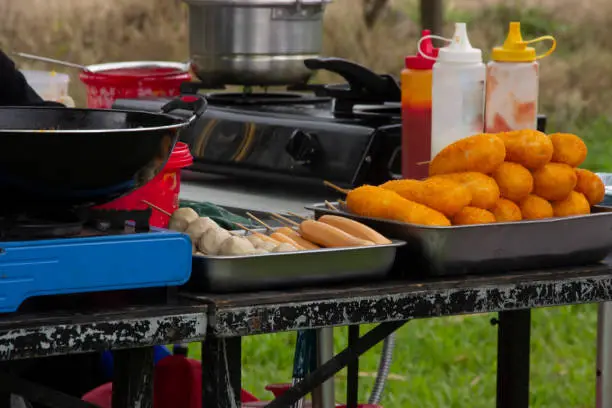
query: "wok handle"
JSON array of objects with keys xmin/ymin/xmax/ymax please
[{"xmin": 160, "ymin": 95, "xmax": 208, "ymax": 124}]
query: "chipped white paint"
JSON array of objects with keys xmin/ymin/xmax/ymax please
[
  {"xmin": 210, "ymin": 273, "xmax": 612, "ymax": 337},
  {"xmin": 0, "ymin": 311, "xmax": 208, "ymax": 360}
]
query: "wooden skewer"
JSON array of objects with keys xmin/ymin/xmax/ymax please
[
  {"xmin": 417, "ymin": 160, "xmax": 431, "ymax": 165},
  {"xmin": 246, "ymin": 212, "xmax": 274, "ymax": 231},
  {"xmin": 268, "ymin": 214, "xmax": 293, "ymax": 228},
  {"xmin": 324, "ymin": 200, "xmax": 339, "ymax": 211},
  {"xmin": 142, "ymin": 200, "xmax": 172, "ymax": 217},
  {"xmin": 287, "ymin": 211, "xmax": 308, "ymax": 221},
  {"xmin": 270, "ymin": 213, "xmax": 301, "ymax": 228},
  {"xmin": 323, "ymin": 180, "xmax": 350, "ymax": 195},
  {"xmin": 234, "ymin": 222, "xmax": 257, "ymax": 233}
]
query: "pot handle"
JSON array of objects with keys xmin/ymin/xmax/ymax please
[{"xmin": 160, "ymin": 95, "xmax": 208, "ymax": 124}]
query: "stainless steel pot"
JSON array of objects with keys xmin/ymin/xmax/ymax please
[{"xmin": 184, "ymin": 0, "xmax": 332, "ymax": 87}]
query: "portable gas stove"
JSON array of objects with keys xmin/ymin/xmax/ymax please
[
  {"xmin": 113, "ymin": 58, "xmax": 403, "ymax": 190},
  {"xmin": 0, "ymin": 208, "xmax": 191, "ymax": 313}
]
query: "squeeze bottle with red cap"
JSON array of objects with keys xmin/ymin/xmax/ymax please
[
  {"xmin": 401, "ymin": 30, "xmax": 438, "ymax": 179},
  {"xmin": 419, "ymin": 23, "xmax": 486, "ymax": 158},
  {"xmin": 485, "ymin": 22, "xmax": 556, "ymax": 132}
]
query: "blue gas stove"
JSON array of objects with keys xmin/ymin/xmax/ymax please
[{"xmin": 0, "ymin": 210, "xmax": 192, "ymax": 313}]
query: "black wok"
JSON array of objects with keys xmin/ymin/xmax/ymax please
[{"xmin": 0, "ymin": 96, "xmax": 206, "ymax": 212}]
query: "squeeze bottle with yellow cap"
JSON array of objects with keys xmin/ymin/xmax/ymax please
[
  {"xmin": 419, "ymin": 23, "xmax": 486, "ymax": 158},
  {"xmin": 484, "ymin": 22, "xmax": 556, "ymax": 132}
]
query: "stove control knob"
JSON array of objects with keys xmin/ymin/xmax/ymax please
[{"xmin": 285, "ymin": 130, "xmax": 321, "ymax": 165}]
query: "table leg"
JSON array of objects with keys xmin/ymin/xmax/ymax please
[
  {"xmin": 596, "ymin": 302, "xmax": 612, "ymax": 408},
  {"xmin": 346, "ymin": 325, "xmax": 360, "ymax": 408},
  {"xmin": 312, "ymin": 328, "xmax": 335, "ymax": 408},
  {"xmin": 112, "ymin": 347, "xmax": 155, "ymax": 408},
  {"xmin": 202, "ymin": 335, "xmax": 242, "ymax": 408},
  {"xmin": 496, "ymin": 310, "xmax": 531, "ymax": 408}
]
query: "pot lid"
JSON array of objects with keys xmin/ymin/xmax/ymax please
[{"xmin": 183, "ymin": 0, "xmax": 331, "ymax": 6}]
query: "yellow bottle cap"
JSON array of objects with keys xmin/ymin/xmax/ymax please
[{"xmin": 491, "ymin": 22, "xmax": 557, "ymax": 62}]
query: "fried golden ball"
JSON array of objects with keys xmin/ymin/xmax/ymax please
[
  {"xmin": 498, "ymin": 129, "xmax": 553, "ymax": 170},
  {"xmin": 432, "ymin": 172, "xmax": 500, "ymax": 210},
  {"xmin": 380, "ymin": 178, "xmax": 472, "ymax": 217},
  {"xmin": 492, "ymin": 162, "xmax": 534, "ymax": 202},
  {"xmin": 452, "ymin": 206, "xmax": 496, "ymax": 225},
  {"xmin": 575, "ymin": 168, "xmax": 605, "ymax": 206},
  {"xmin": 347, "ymin": 185, "xmax": 451, "ymax": 226},
  {"xmin": 429, "ymin": 134, "xmax": 506, "ymax": 176},
  {"xmin": 552, "ymin": 191, "xmax": 591, "ymax": 217},
  {"xmin": 532, "ymin": 163, "xmax": 577, "ymax": 201},
  {"xmin": 492, "ymin": 198, "xmax": 522, "ymax": 222},
  {"xmin": 519, "ymin": 194, "xmax": 554, "ymax": 220},
  {"xmin": 550, "ymin": 133, "xmax": 588, "ymax": 167}
]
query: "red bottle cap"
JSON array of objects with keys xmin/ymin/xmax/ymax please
[{"xmin": 405, "ymin": 30, "xmax": 439, "ymax": 70}]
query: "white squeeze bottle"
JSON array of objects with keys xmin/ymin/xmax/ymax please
[
  {"xmin": 419, "ymin": 23, "xmax": 486, "ymax": 158},
  {"xmin": 484, "ymin": 22, "xmax": 556, "ymax": 132}
]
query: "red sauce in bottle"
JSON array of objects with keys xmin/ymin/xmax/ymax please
[{"xmin": 401, "ymin": 30, "xmax": 438, "ymax": 179}]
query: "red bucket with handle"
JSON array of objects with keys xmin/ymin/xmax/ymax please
[
  {"xmin": 95, "ymin": 142, "xmax": 193, "ymax": 228},
  {"xmin": 79, "ymin": 61, "xmax": 191, "ymax": 109}
]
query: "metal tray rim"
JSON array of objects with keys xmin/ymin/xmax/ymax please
[
  {"xmin": 193, "ymin": 239, "xmax": 405, "ymax": 260},
  {"xmin": 306, "ymin": 203, "xmax": 612, "ymax": 229}
]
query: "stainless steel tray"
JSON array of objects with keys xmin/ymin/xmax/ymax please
[
  {"xmin": 189, "ymin": 230, "xmax": 405, "ymax": 292},
  {"xmin": 307, "ymin": 203, "xmax": 612, "ymax": 276}
]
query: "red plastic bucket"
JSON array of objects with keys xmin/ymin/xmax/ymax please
[
  {"xmin": 95, "ymin": 142, "xmax": 193, "ymax": 228},
  {"xmin": 79, "ymin": 61, "xmax": 192, "ymax": 109}
]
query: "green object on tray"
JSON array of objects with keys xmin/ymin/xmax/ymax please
[{"xmin": 179, "ymin": 200, "xmax": 257, "ymax": 230}]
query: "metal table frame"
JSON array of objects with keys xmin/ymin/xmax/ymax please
[
  {"xmin": 187, "ymin": 263, "xmax": 612, "ymax": 408},
  {"xmin": 0, "ymin": 304, "xmax": 208, "ymax": 408}
]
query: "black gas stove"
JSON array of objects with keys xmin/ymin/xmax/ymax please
[{"xmin": 113, "ymin": 58, "xmax": 403, "ymax": 189}]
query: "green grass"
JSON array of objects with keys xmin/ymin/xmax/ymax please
[{"xmin": 187, "ymin": 304, "xmax": 598, "ymax": 407}]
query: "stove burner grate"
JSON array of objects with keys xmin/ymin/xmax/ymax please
[
  {"xmin": 205, "ymin": 92, "xmax": 332, "ymax": 106},
  {"xmin": 0, "ymin": 212, "xmax": 83, "ymax": 240},
  {"xmin": 0, "ymin": 209, "xmax": 153, "ymax": 241}
]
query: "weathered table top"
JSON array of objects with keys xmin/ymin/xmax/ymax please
[
  {"xmin": 184, "ymin": 263, "xmax": 612, "ymax": 337},
  {"xmin": 0, "ymin": 304, "xmax": 208, "ymax": 360}
]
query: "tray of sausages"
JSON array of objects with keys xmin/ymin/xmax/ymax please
[
  {"xmin": 167, "ymin": 207, "xmax": 404, "ymax": 292},
  {"xmin": 308, "ymin": 131, "xmax": 612, "ymax": 276}
]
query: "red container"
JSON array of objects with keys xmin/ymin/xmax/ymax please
[
  {"xmin": 95, "ymin": 142, "xmax": 193, "ymax": 228},
  {"xmin": 79, "ymin": 61, "xmax": 192, "ymax": 109}
]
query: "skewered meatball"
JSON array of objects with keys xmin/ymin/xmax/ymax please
[
  {"xmin": 246, "ymin": 235, "xmax": 278, "ymax": 251},
  {"xmin": 246, "ymin": 235, "xmax": 264, "ymax": 247},
  {"xmin": 199, "ymin": 227, "xmax": 231, "ymax": 255},
  {"xmin": 168, "ymin": 207, "xmax": 199, "ymax": 232},
  {"xmin": 185, "ymin": 217, "xmax": 218, "ymax": 245},
  {"xmin": 218, "ymin": 236, "xmax": 256, "ymax": 256},
  {"xmin": 272, "ymin": 243, "xmax": 298, "ymax": 252}
]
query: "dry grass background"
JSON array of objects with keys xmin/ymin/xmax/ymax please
[{"xmin": 2, "ymin": 0, "xmax": 612, "ymax": 165}]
